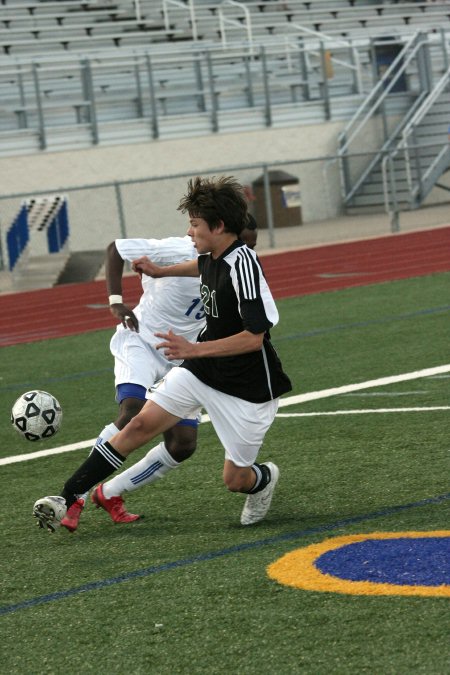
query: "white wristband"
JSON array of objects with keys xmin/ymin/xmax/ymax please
[{"xmin": 108, "ymin": 294, "xmax": 123, "ymax": 305}]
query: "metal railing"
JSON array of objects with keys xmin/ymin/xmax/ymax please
[
  {"xmin": 162, "ymin": 0, "xmax": 198, "ymax": 41},
  {"xmin": 336, "ymin": 31, "xmax": 427, "ymax": 202},
  {"xmin": 381, "ymin": 140, "xmax": 450, "ymax": 231},
  {"xmin": 290, "ymin": 21, "xmax": 363, "ymax": 94},
  {"xmin": 0, "ymin": 36, "xmax": 371, "ymax": 154},
  {"xmin": 219, "ymin": 0, "xmax": 253, "ymax": 52},
  {"xmin": 400, "ymin": 65, "xmax": 450, "ymax": 202}
]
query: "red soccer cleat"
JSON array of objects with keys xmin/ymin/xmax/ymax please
[
  {"xmin": 91, "ymin": 484, "xmax": 141, "ymax": 524},
  {"xmin": 61, "ymin": 498, "xmax": 85, "ymax": 532}
]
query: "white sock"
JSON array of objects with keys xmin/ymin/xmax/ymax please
[
  {"xmin": 96, "ymin": 422, "xmax": 120, "ymax": 445},
  {"xmin": 76, "ymin": 423, "xmax": 121, "ymax": 504},
  {"xmin": 103, "ymin": 442, "xmax": 180, "ymax": 498}
]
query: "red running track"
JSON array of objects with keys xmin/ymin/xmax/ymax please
[{"xmin": 1, "ymin": 226, "xmax": 449, "ymax": 347}]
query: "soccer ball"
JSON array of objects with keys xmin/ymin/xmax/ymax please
[{"xmin": 11, "ymin": 390, "xmax": 62, "ymax": 441}]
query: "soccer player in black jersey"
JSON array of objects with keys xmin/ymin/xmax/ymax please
[{"xmin": 33, "ymin": 177, "xmax": 292, "ymax": 531}]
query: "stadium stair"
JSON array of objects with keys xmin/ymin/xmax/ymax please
[{"xmin": 55, "ymin": 250, "xmax": 105, "ymax": 285}]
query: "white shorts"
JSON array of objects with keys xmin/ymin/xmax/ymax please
[
  {"xmin": 149, "ymin": 367, "xmax": 279, "ymax": 467},
  {"xmin": 110, "ymin": 328, "xmax": 171, "ymax": 390}
]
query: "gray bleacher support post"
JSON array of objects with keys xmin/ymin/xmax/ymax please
[
  {"xmin": 348, "ymin": 41, "xmax": 358, "ymax": 94},
  {"xmin": 381, "ymin": 98, "xmax": 388, "ymax": 142},
  {"xmin": 80, "ymin": 59, "xmax": 89, "ymax": 121},
  {"xmin": 145, "ymin": 53, "xmax": 159, "ymax": 139},
  {"xmin": 205, "ymin": 52, "xmax": 218, "ymax": 133},
  {"xmin": 410, "ymin": 127, "xmax": 423, "ymax": 202},
  {"xmin": 114, "ymin": 183, "xmax": 127, "ymax": 240},
  {"xmin": 134, "ymin": 58, "xmax": 144, "ymax": 117},
  {"xmin": 82, "ymin": 59, "xmax": 99, "ymax": 145},
  {"xmin": 243, "ymin": 55, "xmax": 254, "ymax": 107},
  {"xmin": 298, "ymin": 38, "xmax": 310, "ymax": 101},
  {"xmin": 370, "ymin": 38, "xmax": 378, "ymax": 87},
  {"xmin": 415, "ymin": 34, "xmax": 430, "ymax": 94},
  {"xmin": 370, "ymin": 38, "xmax": 388, "ymax": 142},
  {"xmin": 319, "ymin": 41, "xmax": 331, "ymax": 121},
  {"xmin": 439, "ymin": 28, "xmax": 449, "ymax": 72},
  {"xmin": 262, "ymin": 164, "xmax": 275, "ymax": 249},
  {"xmin": 339, "ymin": 133, "xmax": 351, "ymax": 201},
  {"xmin": 17, "ymin": 65, "xmax": 28, "ymax": 129},
  {"xmin": 387, "ymin": 153, "xmax": 400, "ymax": 233},
  {"xmin": 421, "ymin": 34, "xmax": 433, "ymax": 91},
  {"xmin": 32, "ymin": 63, "xmax": 46, "ymax": 150},
  {"xmin": 260, "ymin": 46, "xmax": 272, "ymax": 127},
  {"xmin": 194, "ymin": 55, "xmax": 206, "ymax": 113}
]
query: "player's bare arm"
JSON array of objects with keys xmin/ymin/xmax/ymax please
[
  {"xmin": 155, "ymin": 329, "xmax": 264, "ymax": 361},
  {"xmin": 132, "ymin": 257, "xmax": 199, "ymax": 278},
  {"xmin": 106, "ymin": 241, "xmax": 139, "ymax": 332}
]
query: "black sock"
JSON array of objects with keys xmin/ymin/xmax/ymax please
[
  {"xmin": 61, "ymin": 441, "xmax": 125, "ymax": 508},
  {"xmin": 247, "ymin": 463, "xmax": 271, "ymax": 494}
]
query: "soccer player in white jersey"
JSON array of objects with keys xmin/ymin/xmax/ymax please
[
  {"xmin": 59, "ymin": 234, "xmax": 204, "ymax": 531},
  {"xmin": 33, "ymin": 178, "xmax": 291, "ymax": 532}
]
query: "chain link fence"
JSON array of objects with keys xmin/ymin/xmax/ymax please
[
  {"xmin": 2, "ymin": 148, "xmax": 448, "ymax": 288},
  {"xmin": 0, "ymin": 155, "xmax": 344, "ymax": 275}
]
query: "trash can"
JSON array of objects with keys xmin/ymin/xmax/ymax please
[
  {"xmin": 252, "ymin": 170, "xmax": 302, "ymax": 229},
  {"xmin": 374, "ymin": 38, "xmax": 407, "ymax": 93}
]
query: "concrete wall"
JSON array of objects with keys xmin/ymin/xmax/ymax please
[
  {"xmin": 2, "ymin": 119, "xmax": 447, "ymax": 257},
  {"xmin": 0, "ymin": 121, "xmax": 347, "ymax": 252}
]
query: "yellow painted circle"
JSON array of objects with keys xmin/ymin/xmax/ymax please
[{"xmin": 267, "ymin": 531, "xmax": 450, "ymax": 597}]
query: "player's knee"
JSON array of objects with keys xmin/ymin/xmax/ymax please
[
  {"xmin": 125, "ymin": 413, "xmax": 150, "ymax": 436},
  {"xmin": 164, "ymin": 427, "xmax": 197, "ymax": 462},
  {"xmin": 166, "ymin": 439, "xmax": 197, "ymax": 462}
]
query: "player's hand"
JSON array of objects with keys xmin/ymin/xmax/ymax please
[
  {"xmin": 110, "ymin": 303, "xmax": 139, "ymax": 332},
  {"xmin": 132, "ymin": 257, "xmax": 164, "ymax": 278},
  {"xmin": 155, "ymin": 330, "xmax": 195, "ymax": 360}
]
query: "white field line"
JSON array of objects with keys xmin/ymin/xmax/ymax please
[
  {"xmin": 277, "ymin": 407, "xmax": 450, "ymax": 417},
  {"xmin": 276, "ymin": 364, "xmax": 450, "ymax": 407},
  {"xmin": 2, "ymin": 363, "xmax": 450, "ymax": 467}
]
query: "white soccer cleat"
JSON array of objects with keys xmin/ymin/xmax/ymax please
[
  {"xmin": 240, "ymin": 462, "xmax": 280, "ymax": 526},
  {"xmin": 33, "ymin": 496, "xmax": 67, "ymax": 533}
]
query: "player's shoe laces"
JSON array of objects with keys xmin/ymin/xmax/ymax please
[
  {"xmin": 91, "ymin": 484, "xmax": 141, "ymax": 523},
  {"xmin": 240, "ymin": 462, "xmax": 280, "ymax": 526},
  {"xmin": 61, "ymin": 498, "xmax": 85, "ymax": 532},
  {"xmin": 33, "ymin": 496, "xmax": 67, "ymax": 533}
]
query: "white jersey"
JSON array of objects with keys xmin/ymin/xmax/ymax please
[{"xmin": 115, "ymin": 236, "xmax": 204, "ymax": 355}]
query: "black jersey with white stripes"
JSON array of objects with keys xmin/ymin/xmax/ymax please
[{"xmin": 181, "ymin": 240, "xmax": 292, "ymax": 403}]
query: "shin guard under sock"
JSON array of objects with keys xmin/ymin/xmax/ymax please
[{"xmin": 62, "ymin": 441, "xmax": 125, "ymax": 507}]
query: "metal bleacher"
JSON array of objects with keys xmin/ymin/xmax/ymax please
[
  {"xmin": 2, "ymin": 0, "xmax": 450, "ymax": 289},
  {"xmin": 0, "ymin": 0, "xmax": 450, "ymax": 157}
]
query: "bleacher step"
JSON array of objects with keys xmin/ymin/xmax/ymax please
[
  {"xmin": 11, "ymin": 251, "xmax": 70, "ymax": 291},
  {"xmin": 56, "ymin": 249, "xmax": 105, "ymax": 284}
]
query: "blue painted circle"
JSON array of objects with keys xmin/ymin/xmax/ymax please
[{"xmin": 316, "ymin": 538, "xmax": 450, "ymax": 586}]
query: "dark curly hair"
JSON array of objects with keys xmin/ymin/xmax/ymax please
[{"xmin": 178, "ymin": 176, "xmax": 249, "ymax": 235}]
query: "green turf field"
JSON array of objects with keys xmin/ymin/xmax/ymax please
[{"xmin": 1, "ymin": 273, "xmax": 449, "ymax": 674}]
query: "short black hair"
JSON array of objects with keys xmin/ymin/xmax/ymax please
[{"xmin": 178, "ymin": 176, "xmax": 248, "ymax": 235}]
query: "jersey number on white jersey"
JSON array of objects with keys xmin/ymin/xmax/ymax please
[{"xmin": 185, "ymin": 297, "xmax": 205, "ymax": 321}]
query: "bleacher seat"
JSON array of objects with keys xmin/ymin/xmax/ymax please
[{"xmin": 1, "ymin": 0, "xmax": 450, "ymax": 155}]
